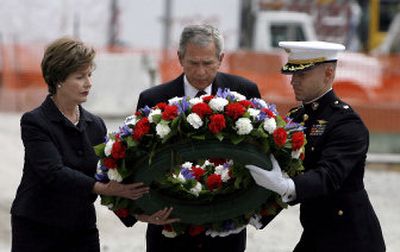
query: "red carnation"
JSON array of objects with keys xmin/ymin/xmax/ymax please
[
  {"xmin": 209, "ymin": 158, "xmax": 226, "ymax": 166},
  {"xmin": 239, "ymin": 100, "xmax": 253, "ymax": 108},
  {"xmin": 114, "ymin": 208, "xmax": 129, "ymax": 218},
  {"xmin": 225, "ymin": 103, "xmax": 246, "ymax": 120},
  {"xmin": 202, "ymin": 95, "xmax": 214, "ymax": 103},
  {"xmin": 273, "ymin": 128, "xmax": 287, "ymax": 148},
  {"xmin": 163, "ymin": 224, "xmax": 174, "ymax": 232},
  {"xmin": 155, "ymin": 102, "xmax": 167, "ymax": 110},
  {"xmin": 262, "ymin": 108, "xmax": 275, "ymax": 118},
  {"xmin": 103, "ymin": 157, "xmax": 117, "ymax": 169},
  {"xmin": 206, "ymin": 174, "xmax": 222, "ymax": 191},
  {"xmin": 208, "ymin": 114, "xmax": 226, "ymax": 134},
  {"xmin": 191, "ymin": 102, "xmax": 212, "ymax": 118},
  {"xmin": 133, "ymin": 117, "xmax": 150, "ymax": 141},
  {"xmin": 162, "ymin": 105, "xmax": 179, "ymax": 120},
  {"xmin": 188, "ymin": 225, "xmax": 205, "ymax": 236},
  {"xmin": 191, "ymin": 167, "xmax": 205, "ymax": 181},
  {"xmin": 291, "ymin": 131, "xmax": 305, "ymax": 150},
  {"xmin": 111, "ymin": 141, "xmax": 126, "ymax": 159}
]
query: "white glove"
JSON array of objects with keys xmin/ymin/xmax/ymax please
[{"xmin": 246, "ymin": 155, "xmax": 296, "ymax": 202}]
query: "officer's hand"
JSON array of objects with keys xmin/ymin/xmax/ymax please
[{"xmin": 246, "ymin": 154, "xmax": 291, "ymax": 196}]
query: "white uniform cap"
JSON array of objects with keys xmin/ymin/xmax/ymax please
[{"xmin": 278, "ymin": 41, "xmax": 345, "ymax": 73}]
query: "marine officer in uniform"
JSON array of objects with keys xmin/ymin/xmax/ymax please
[{"xmin": 246, "ymin": 41, "xmax": 386, "ymax": 252}]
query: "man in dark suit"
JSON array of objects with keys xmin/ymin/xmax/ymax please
[
  {"xmin": 246, "ymin": 41, "xmax": 386, "ymax": 251},
  {"xmin": 129, "ymin": 24, "xmax": 263, "ymax": 252}
]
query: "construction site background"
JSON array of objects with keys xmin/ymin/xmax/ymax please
[{"xmin": 1, "ymin": 0, "xmax": 400, "ymax": 153}]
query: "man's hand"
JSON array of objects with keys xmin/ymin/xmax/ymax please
[
  {"xmin": 93, "ymin": 181, "xmax": 149, "ymax": 200},
  {"xmin": 246, "ymin": 155, "xmax": 295, "ymax": 200},
  {"xmin": 135, "ymin": 207, "xmax": 180, "ymax": 225}
]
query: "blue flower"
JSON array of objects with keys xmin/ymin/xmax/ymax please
[
  {"xmin": 178, "ymin": 98, "xmax": 190, "ymax": 114},
  {"xmin": 140, "ymin": 105, "xmax": 152, "ymax": 117},
  {"xmin": 119, "ymin": 125, "xmax": 132, "ymax": 137},
  {"xmin": 181, "ymin": 168, "xmax": 195, "ymax": 180}
]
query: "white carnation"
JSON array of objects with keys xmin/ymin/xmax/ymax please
[
  {"xmin": 182, "ymin": 162, "xmax": 193, "ymax": 169},
  {"xmin": 235, "ymin": 118, "xmax": 253, "ymax": 135},
  {"xmin": 124, "ymin": 115, "xmax": 137, "ymax": 126},
  {"xmin": 104, "ymin": 139, "xmax": 115, "ymax": 156},
  {"xmin": 215, "ymin": 165, "xmax": 230, "ymax": 182},
  {"xmin": 168, "ymin": 96, "xmax": 183, "ymax": 105},
  {"xmin": 209, "ymin": 97, "xmax": 228, "ymax": 112},
  {"xmin": 247, "ymin": 108, "xmax": 260, "ymax": 119},
  {"xmin": 230, "ymin": 91, "xmax": 246, "ymax": 101},
  {"xmin": 173, "ymin": 173, "xmax": 186, "ymax": 183},
  {"xmin": 187, "ymin": 113, "xmax": 203, "ymax": 129},
  {"xmin": 162, "ymin": 229, "xmax": 178, "ymax": 238},
  {"xmin": 148, "ymin": 108, "xmax": 162, "ymax": 123},
  {"xmin": 248, "ymin": 214, "xmax": 263, "ymax": 229},
  {"xmin": 205, "ymin": 225, "xmax": 246, "ymax": 238},
  {"xmin": 253, "ymin": 98, "xmax": 268, "ymax": 108},
  {"xmin": 291, "ymin": 149, "xmax": 302, "ymax": 159},
  {"xmin": 189, "ymin": 97, "xmax": 203, "ymax": 105},
  {"xmin": 202, "ymin": 160, "xmax": 213, "ymax": 168},
  {"xmin": 189, "ymin": 181, "xmax": 202, "ymax": 197},
  {"xmin": 263, "ymin": 118, "xmax": 277, "ymax": 134},
  {"xmin": 107, "ymin": 168, "xmax": 122, "ymax": 182},
  {"xmin": 156, "ymin": 123, "xmax": 171, "ymax": 139}
]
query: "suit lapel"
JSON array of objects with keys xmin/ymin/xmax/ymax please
[
  {"xmin": 211, "ymin": 72, "xmax": 222, "ymax": 95},
  {"xmin": 174, "ymin": 74, "xmax": 186, "ymax": 97}
]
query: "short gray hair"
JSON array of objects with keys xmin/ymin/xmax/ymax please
[{"xmin": 178, "ymin": 24, "xmax": 224, "ymax": 58}]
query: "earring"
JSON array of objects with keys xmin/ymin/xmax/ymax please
[{"xmin": 57, "ymin": 84, "xmax": 62, "ymax": 88}]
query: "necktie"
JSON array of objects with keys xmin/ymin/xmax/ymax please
[{"xmin": 195, "ymin": 90, "xmax": 207, "ymax": 97}]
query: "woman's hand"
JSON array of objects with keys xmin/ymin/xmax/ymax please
[
  {"xmin": 135, "ymin": 207, "xmax": 180, "ymax": 225},
  {"xmin": 93, "ymin": 181, "xmax": 149, "ymax": 200}
]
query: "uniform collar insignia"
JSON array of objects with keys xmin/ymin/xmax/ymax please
[{"xmin": 311, "ymin": 102, "xmax": 319, "ymax": 111}]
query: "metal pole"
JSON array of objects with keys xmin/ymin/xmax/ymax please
[{"xmin": 162, "ymin": 0, "xmax": 173, "ymax": 57}]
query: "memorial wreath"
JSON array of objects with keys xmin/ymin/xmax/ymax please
[{"xmin": 94, "ymin": 88, "xmax": 306, "ymax": 237}]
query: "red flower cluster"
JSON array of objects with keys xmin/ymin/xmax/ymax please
[
  {"xmin": 225, "ymin": 103, "xmax": 246, "ymax": 120},
  {"xmin": 291, "ymin": 131, "xmax": 305, "ymax": 150},
  {"xmin": 191, "ymin": 167, "xmax": 206, "ymax": 180},
  {"xmin": 206, "ymin": 174, "xmax": 223, "ymax": 191},
  {"xmin": 114, "ymin": 208, "xmax": 129, "ymax": 218},
  {"xmin": 201, "ymin": 95, "xmax": 214, "ymax": 103},
  {"xmin": 208, "ymin": 158, "xmax": 226, "ymax": 166},
  {"xmin": 188, "ymin": 225, "xmax": 206, "ymax": 236},
  {"xmin": 191, "ymin": 102, "xmax": 212, "ymax": 118},
  {"xmin": 239, "ymin": 100, "xmax": 253, "ymax": 108},
  {"xmin": 273, "ymin": 128, "xmax": 288, "ymax": 148},
  {"xmin": 133, "ymin": 117, "xmax": 150, "ymax": 141},
  {"xmin": 155, "ymin": 102, "xmax": 167, "ymax": 110},
  {"xmin": 111, "ymin": 141, "xmax": 126, "ymax": 159},
  {"xmin": 103, "ymin": 157, "xmax": 117, "ymax": 169},
  {"xmin": 208, "ymin": 114, "xmax": 226, "ymax": 134},
  {"xmin": 262, "ymin": 108, "xmax": 276, "ymax": 118},
  {"xmin": 162, "ymin": 105, "xmax": 179, "ymax": 120}
]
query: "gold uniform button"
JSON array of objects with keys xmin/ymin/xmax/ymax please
[
  {"xmin": 303, "ymin": 114, "xmax": 309, "ymax": 121},
  {"xmin": 338, "ymin": 210, "xmax": 344, "ymax": 216}
]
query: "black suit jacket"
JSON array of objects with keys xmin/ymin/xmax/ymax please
[
  {"xmin": 11, "ymin": 95, "xmax": 107, "ymax": 230},
  {"xmin": 131, "ymin": 72, "xmax": 266, "ymax": 252},
  {"xmin": 137, "ymin": 72, "xmax": 261, "ymax": 110},
  {"xmin": 288, "ymin": 91, "xmax": 385, "ymax": 252}
]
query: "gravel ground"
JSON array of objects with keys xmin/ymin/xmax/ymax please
[{"xmin": 1, "ymin": 112, "xmax": 399, "ymax": 251}]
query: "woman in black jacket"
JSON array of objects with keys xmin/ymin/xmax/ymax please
[{"xmin": 10, "ymin": 37, "xmax": 150, "ymax": 252}]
